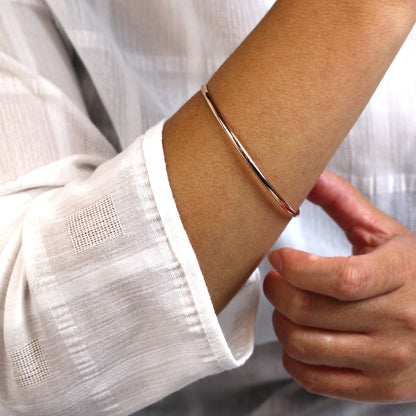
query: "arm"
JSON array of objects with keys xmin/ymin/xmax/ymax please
[
  {"xmin": 0, "ymin": 2, "xmax": 414, "ymax": 413},
  {"xmin": 163, "ymin": 0, "xmax": 416, "ymax": 312}
]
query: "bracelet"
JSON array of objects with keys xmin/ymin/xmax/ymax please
[{"xmin": 200, "ymin": 84, "xmax": 299, "ymax": 217}]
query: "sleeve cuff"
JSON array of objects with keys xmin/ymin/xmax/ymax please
[
  {"xmin": 143, "ymin": 119, "xmax": 260, "ymax": 370},
  {"xmin": 15, "ymin": 119, "xmax": 260, "ymax": 414}
]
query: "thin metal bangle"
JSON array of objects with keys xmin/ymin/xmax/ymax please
[{"xmin": 201, "ymin": 84, "xmax": 299, "ymax": 217}]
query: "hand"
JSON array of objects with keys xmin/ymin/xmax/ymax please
[{"xmin": 264, "ymin": 170, "xmax": 416, "ymax": 402}]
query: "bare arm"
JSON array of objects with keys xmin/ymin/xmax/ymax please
[{"xmin": 163, "ymin": 0, "xmax": 416, "ymax": 313}]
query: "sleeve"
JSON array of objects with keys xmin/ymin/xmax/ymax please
[{"xmin": 0, "ymin": 2, "xmax": 260, "ymax": 415}]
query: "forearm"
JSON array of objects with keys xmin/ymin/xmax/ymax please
[{"xmin": 163, "ymin": 0, "xmax": 416, "ymax": 313}]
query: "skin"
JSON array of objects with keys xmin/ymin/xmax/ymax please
[
  {"xmin": 265, "ymin": 170, "xmax": 416, "ymax": 402},
  {"xmin": 163, "ymin": 0, "xmax": 416, "ymax": 314},
  {"xmin": 163, "ymin": 1, "xmax": 416, "ymax": 402}
]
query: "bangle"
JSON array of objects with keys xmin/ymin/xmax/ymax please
[{"xmin": 200, "ymin": 84, "xmax": 299, "ymax": 217}]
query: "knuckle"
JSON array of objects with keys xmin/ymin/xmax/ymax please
[
  {"xmin": 281, "ymin": 354, "xmax": 322, "ymax": 395},
  {"xmin": 335, "ymin": 259, "xmax": 364, "ymax": 300},
  {"xmin": 398, "ymin": 306, "xmax": 416, "ymax": 332},
  {"xmin": 388, "ymin": 343, "xmax": 413, "ymax": 371},
  {"xmin": 287, "ymin": 292, "xmax": 312, "ymax": 325},
  {"xmin": 299, "ymin": 372, "xmax": 322, "ymax": 395},
  {"xmin": 284, "ymin": 332, "xmax": 308, "ymax": 361}
]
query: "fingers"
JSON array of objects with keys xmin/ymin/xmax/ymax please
[
  {"xmin": 281, "ymin": 351, "xmax": 370, "ymax": 401},
  {"xmin": 307, "ymin": 170, "xmax": 403, "ymax": 240},
  {"xmin": 281, "ymin": 351, "xmax": 408, "ymax": 403},
  {"xmin": 273, "ymin": 311, "xmax": 377, "ymax": 371},
  {"xmin": 268, "ymin": 240, "xmax": 405, "ymax": 301},
  {"xmin": 263, "ymin": 270, "xmax": 378, "ymax": 332},
  {"xmin": 275, "ymin": 312, "xmax": 416, "ymax": 402}
]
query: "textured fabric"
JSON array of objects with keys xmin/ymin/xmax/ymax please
[
  {"xmin": 1, "ymin": 0, "xmax": 416, "ymax": 415},
  {"xmin": 0, "ymin": 1, "xmax": 264, "ymax": 414}
]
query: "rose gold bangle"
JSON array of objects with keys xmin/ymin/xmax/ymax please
[{"xmin": 201, "ymin": 84, "xmax": 299, "ymax": 217}]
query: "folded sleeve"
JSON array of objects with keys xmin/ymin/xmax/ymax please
[
  {"xmin": 0, "ymin": 3, "xmax": 260, "ymax": 415},
  {"xmin": 3, "ymin": 122, "xmax": 259, "ymax": 415}
]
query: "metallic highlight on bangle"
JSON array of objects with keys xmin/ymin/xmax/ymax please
[{"xmin": 201, "ymin": 84, "xmax": 299, "ymax": 217}]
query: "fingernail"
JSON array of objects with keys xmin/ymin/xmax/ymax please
[{"xmin": 268, "ymin": 250, "xmax": 282, "ymax": 273}]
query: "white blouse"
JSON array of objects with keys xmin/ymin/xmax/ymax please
[{"xmin": 0, "ymin": 1, "xmax": 415, "ymax": 415}]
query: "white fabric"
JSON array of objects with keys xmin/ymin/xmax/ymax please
[
  {"xmin": 0, "ymin": 1, "xmax": 264, "ymax": 414},
  {"xmin": 1, "ymin": 0, "xmax": 416, "ymax": 415}
]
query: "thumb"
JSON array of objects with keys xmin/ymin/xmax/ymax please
[{"xmin": 308, "ymin": 170, "xmax": 404, "ymax": 246}]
